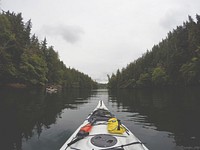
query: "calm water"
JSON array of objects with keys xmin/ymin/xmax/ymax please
[{"xmin": 0, "ymin": 87, "xmax": 200, "ymax": 150}]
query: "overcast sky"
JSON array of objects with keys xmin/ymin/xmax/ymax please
[{"xmin": 1, "ymin": 0, "xmax": 200, "ymax": 83}]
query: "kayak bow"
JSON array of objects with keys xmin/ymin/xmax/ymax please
[{"xmin": 60, "ymin": 100, "xmax": 148, "ymax": 150}]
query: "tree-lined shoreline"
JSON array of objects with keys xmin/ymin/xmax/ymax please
[
  {"xmin": 0, "ymin": 11, "xmax": 97, "ymax": 89},
  {"xmin": 108, "ymin": 15, "xmax": 200, "ymax": 89}
]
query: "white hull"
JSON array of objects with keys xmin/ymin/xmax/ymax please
[{"xmin": 60, "ymin": 100, "xmax": 148, "ymax": 150}]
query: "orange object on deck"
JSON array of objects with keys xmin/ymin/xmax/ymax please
[{"xmin": 80, "ymin": 123, "xmax": 92, "ymax": 132}]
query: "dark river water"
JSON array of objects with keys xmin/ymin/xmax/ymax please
[{"xmin": 0, "ymin": 87, "xmax": 200, "ymax": 150}]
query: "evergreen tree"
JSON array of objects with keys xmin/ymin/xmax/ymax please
[
  {"xmin": 108, "ymin": 15, "xmax": 200, "ymax": 88},
  {"xmin": 0, "ymin": 11, "xmax": 97, "ymax": 88}
]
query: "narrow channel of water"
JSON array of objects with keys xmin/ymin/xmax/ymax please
[{"xmin": 0, "ymin": 88, "xmax": 200, "ymax": 150}]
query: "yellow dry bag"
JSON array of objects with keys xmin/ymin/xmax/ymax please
[{"xmin": 107, "ymin": 118, "xmax": 126, "ymax": 134}]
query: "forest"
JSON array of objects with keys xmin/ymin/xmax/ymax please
[
  {"xmin": 108, "ymin": 15, "xmax": 200, "ymax": 89},
  {"xmin": 0, "ymin": 11, "xmax": 97, "ymax": 89}
]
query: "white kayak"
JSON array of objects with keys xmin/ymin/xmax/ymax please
[{"xmin": 60, "ymin": 100, "xmax": 149, "ymax": 150}]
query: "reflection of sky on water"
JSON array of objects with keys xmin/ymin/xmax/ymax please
[{"xmin": 1, "ymin": 88, "xmax": 200, "ymax": 150}]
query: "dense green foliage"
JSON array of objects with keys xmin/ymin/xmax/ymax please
[
  {"xmin": 0, "ymin": 11, "xmax": 97, "ymax": 88},
  {"xmin": 108, "ymin": 15, "xmax": 200, "ymax": 88}
]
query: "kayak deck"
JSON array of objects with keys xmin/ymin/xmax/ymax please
[{"xmin": 60, "ymin": 100, "xmax": 148, "ymax": 150}]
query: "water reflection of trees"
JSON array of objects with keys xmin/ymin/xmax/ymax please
[
  {"xmin": 108, "ymin": 87, "xmax": 200, "ymax": 148},
  {"xmin": 0, "ymin": 88, "xmax": 93, "ymax": 150}
]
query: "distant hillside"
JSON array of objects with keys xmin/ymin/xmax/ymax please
[
  {"xmin": 98, "ymin": 83, "xmax": 108, "ymax": 89},
  {"xmin": 0, "ymin": 11, "xmax": 97, "ymax": 89},
  {"xmin": 108, "ymin": 15, "xmax": 200, "ymax": 88}
]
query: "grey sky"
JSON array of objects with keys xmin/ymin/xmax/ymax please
[{"xmin": 1, "ymin": 0, "xmax": 200, "ymax": 83}]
